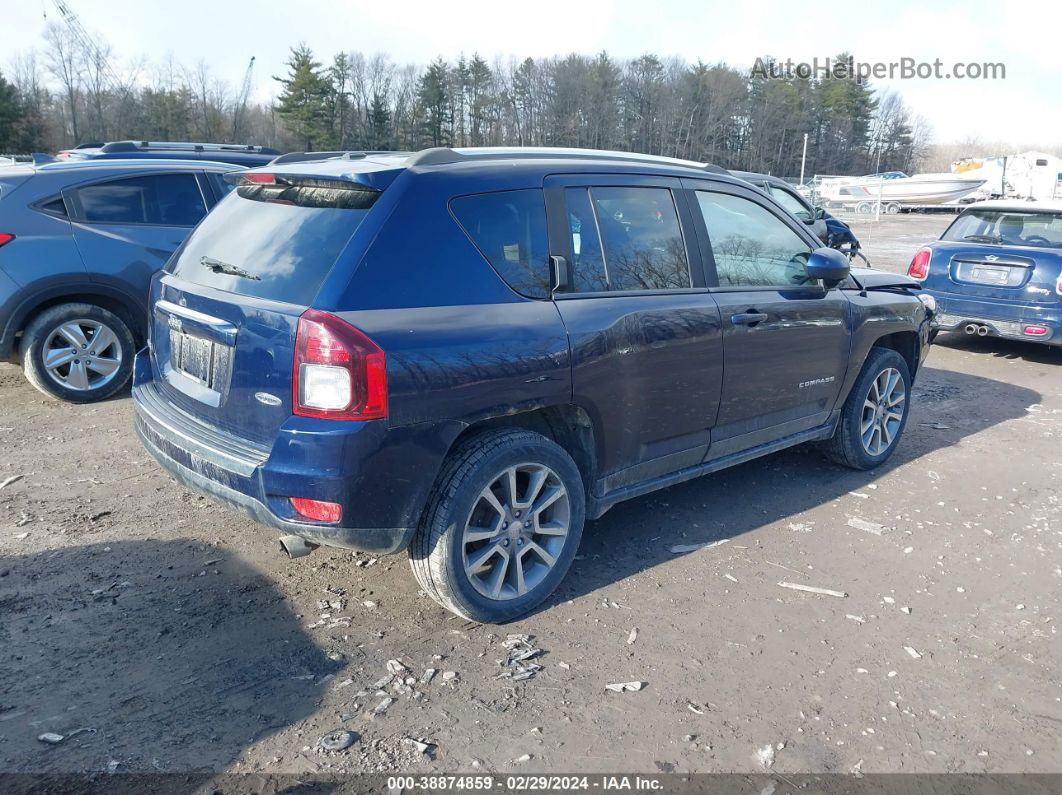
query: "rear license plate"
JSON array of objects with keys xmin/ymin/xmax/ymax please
[
  {"xmin": 171, "ymin": 331, "xmax": 217, "ymax": 386},
  {"xmin": 970, "ymin": 266, "xmax": 1009, "ymax": 284}
]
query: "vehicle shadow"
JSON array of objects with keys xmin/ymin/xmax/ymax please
[
  {"xmin": 536, "ymin": 364, "xmax": 1040, "ymax": 614},
  {"xmin": 0, "ymin": 539, "xmax": 341, "ymax": 782},
  {"xmin": 933, "ymin": 330, "xmax": 1062, "ymax": 364}
]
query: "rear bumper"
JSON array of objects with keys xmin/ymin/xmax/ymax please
[
  {"xmin": 924, "ymin": 291, "xmax": 1062, "ymax": 345},
  {"xmin": 132, "ymin": 349, "xmax": 456, "ymax": 554},
  {"xmin": 136, "ymin": 418, "xmax": 409, "ymax": 552}
]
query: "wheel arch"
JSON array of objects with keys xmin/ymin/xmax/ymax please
[
  {"xmin": 872, "ymin": 330, "xmax": 919, "ymax": 378},
  {"xmin": 442, "ymin": 404, "xmax": 598, "ymax": 498},
  {"xmin": 2, "ymin": 283, "xmax": 147, "ymax": 362}
]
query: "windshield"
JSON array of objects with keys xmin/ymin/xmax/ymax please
[{"xmin": 943, "ymin": 209, "xmax": 1062, "ymax": 249}]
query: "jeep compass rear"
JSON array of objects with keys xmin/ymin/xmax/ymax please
[{"xmin": 135, "ymin": 147, "xmax": 929, "ymax": 623}]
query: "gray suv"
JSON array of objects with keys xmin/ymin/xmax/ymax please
[{"xmin": 0, "ymin": 159, "xmax": 241, "ymax": 402}]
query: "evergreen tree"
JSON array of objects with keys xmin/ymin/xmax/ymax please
[
  {"xmin": 274, "ymin": 45, "xmax": 332, "ymax": 150},
  {"xmin": 0, "ymin": 71, "xmax": 24, "ymax": 152},
  {"xmin": 368, "ymin": 91, "xmax": 391, "ymax": 149},
  {"xmin": 417, "ymin": 58, "xmax": 451, "ymax": 147}
]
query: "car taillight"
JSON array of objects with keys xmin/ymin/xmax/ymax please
[
  {"xmin": 292, "ymin": 309, "xmax": 387, "ymax": 420},
  {"xmin": 1056, "ymin": 272, "xmax": 1062, "ymax": 296},
  {"xmin": 907, "ymin": 248, "xmax": 931, "ymax": 280},
  {"xmin": 290, "ymin": 497, "xmax": 342, "ymax": 522},
  {"xmin": 0, "ymin": 234, "xmax": 14, "ymax": 248},
  {"xmin": 1023, "ymin": 325, "xmax": 1048, "ymax": 337}
]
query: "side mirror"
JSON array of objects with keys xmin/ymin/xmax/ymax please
[
  {"xmin": 806, "ymin": 247, "xmax": 850, "ymax": 288},
  {"xmin": 814, "ymin": 207, "xmax": 827, "ymax": 220}
]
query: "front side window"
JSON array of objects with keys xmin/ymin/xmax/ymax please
[
  {"xmin": 451, "ymin": 189, "xmax": 551, "ymax": 298},
  {"xmin": 563, "ymin": 186, "xmax": 691, "ymax": 293},
  {"xmin": 768, "ymin": 185, "xmax": 812, "ymax": 222},
  {"xmin": 74, "ymin": 173, "xmax": 207, "ymax": 226},
  {"xmin": 696, "ymin": 191, "xmax": 813, "ymax": 288}
]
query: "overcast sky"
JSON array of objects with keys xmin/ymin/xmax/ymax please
[{"xmin": 3, "ymin": 0, "xmax": 1060, "ymax": 147}]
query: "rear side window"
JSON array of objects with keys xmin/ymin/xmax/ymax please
[
  {"xmin": 74, "ymin": 173, "xmax": 207, "ymax": 226},
  {"xmin": 564, "ymin": 186, "xmax": 691, "ymax": 292},
  {"xmin": 451, "ymin": 189, "xmax": 551, "ymax": 298},
  {"xmin": 169, "ymin": 185, "xmax": 374, "ymax": 305},
  {"xmin": 206, "ymin": 172, "xmax": 236, "ymax": 200},
  {"xmin": 37, "ymin": 196, "xmax": 69, "ymax": 217}
]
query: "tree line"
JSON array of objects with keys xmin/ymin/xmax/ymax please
[{"xmin": 1, "ymin": 25, "xmax": 933, "ymax": 178}]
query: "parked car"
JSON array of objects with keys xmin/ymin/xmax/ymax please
[
  {"xmin": 0, "ymin": 158, "xmax": 243, "ymax": 402},
  {"xmin": 909, "ymin": 200, "xmax": 1062, "ymax": 346},
  {"xmin": 729, "ymin": 170, "xmax": 861, "ymax": 251},
  {"xmin": 132, "ymin": 147, "xmax": 932, "ymax": 622},
  {"xmin": 57, "ymin": 141, "xmax": 280, "ymax": 168}
]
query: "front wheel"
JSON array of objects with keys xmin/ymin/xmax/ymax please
[
  {"xmin": 20, "ymin": 303, "xmax": 135, "ymax": 403},
  {"xmin": 409, "ymin": 429, "xmax": 585, "ymax": 622},
  {"xmin": 821, "ymin": 347, "xmax": 911, "ymax": 470}
]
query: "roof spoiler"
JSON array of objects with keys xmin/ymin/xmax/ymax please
[
  {"xmin": 31, "ymin": 153, "xmax": 56, "ymax": 165},
  {"xmin": 269, "ymin": 150, "xmax": 408, "ymax": 165}
]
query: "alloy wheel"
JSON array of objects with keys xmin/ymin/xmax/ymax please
[
  {"xmin": 860, "ymin": 367, "xmax": 906, "ymax": 456},
  {"xmin": 41, "ymin": 319, "xmax": 123, "ymax": 392},
  {"xmin": 461, "ymin": 463, "xmax": 571, "ymax": 601}
]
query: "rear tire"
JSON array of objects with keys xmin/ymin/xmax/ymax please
[
  {"xmin": 821, "ymin": 347, "xmax": 911, "ymax": 470},
  {"xmin": 20, "ymin": 303, "xmax": 135, "ymax": 403},
  {"xmin": 409, "ymin": 428, "xmax": 585, "ymax": 623}
]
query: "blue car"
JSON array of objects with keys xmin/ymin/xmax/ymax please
[
  {"xmin": 910, "ymin": 201, "xmax": 1062, "ymax": 346},
  {"xmin": 132, "ymin": 147, "xmax": 931, "ymax": 622},
  {"xmin": 0, "ymin": 158, "xmax": 243, "ymax": 401}
]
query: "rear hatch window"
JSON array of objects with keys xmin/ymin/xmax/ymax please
[{"xmin": 169, "ymin": 175, "xmax": 379, "ymax": 305}]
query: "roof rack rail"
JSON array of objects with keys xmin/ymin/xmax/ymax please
[
  {"xmin": 269, "ymin": 150, "xmax": 408, "ymax": 165},
  {"xmin": 98, "ymin": 141, "xmax": 281, "ymax": 155},
  {"xmin": 408, "ymin": 146, "xmax": 727, "ymax": 174}
]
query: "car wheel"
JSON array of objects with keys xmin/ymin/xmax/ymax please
[
  {"xmin": 409, "ymin": 428, "xmax": 585, "ymax": 622},
  {"xmin": 821, "ymin": 347, "xmax": 911, "ymax": 470},
  {"xmin": 20, "ymin": 303, "xmax": 135, "ymax": 403}
]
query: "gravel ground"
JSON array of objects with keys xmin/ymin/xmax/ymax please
[{"xmin": 1, "ymin": 213, "xmax": 1059, "ymax": 777}]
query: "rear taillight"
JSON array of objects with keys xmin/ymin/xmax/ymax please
[
  {"xmin": 293, "ymin": 309, "xmax": 387, "ymax": 420},
  {"xmin": 290, "ymin": 497, "xmax": 342, "ymax": 522},
  {"xmin": 1023, "ymin": 325, "xmax": 1049, "ymax": 337},
  {"xmin": 1056, "ymin": 272, "xmax": 1062, "ymax": 296},
  {"xmin": 0, "ymin": 234, "xmax": 14, "ymax": 248},
  {"xmin": 907, "ymin": 248, "xmax": 931, "ymax": 280}
]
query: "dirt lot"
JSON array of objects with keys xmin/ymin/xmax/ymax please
[{"xmin": 1, "ymin": 214, "xmax": 1060, "ymax": 778}]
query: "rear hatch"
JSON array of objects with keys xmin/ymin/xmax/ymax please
[
  {"xmin": 149, "ymin": 169, "xmax": 388, "ymax": 444},
  {"xmin": 928, "ymin": 241, "xmax": 1062, "ymax": 304}
]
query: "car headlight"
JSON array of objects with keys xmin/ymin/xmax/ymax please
[{"xmin": 917, "ymin": 293, "xmax": 936, "ymax": 313}]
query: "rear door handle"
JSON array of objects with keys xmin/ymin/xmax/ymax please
[{"xmin": 731, "ymin": 311, "xmax": 768, "ymax": 326}]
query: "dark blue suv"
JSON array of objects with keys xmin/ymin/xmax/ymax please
[{"xmin": 132, "ymin": 147, "xmax": 932, "ymax": 622}]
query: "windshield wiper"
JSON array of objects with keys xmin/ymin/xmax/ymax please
[
  {"xmin": 200, "ymin": 256, "xmax": 261, "ymax": 281},
  {"xmin": 963, "ymin": 234, "xmax": 1003, "ymax": 244}
]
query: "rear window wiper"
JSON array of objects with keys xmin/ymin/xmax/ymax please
[
  {"xmin": 200, "ymin": 256, "xmax": 261, "ymax": 281},
  {"xmin": 963, "ymin": 234, "xmax": 1002, "ymax": 244}
]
